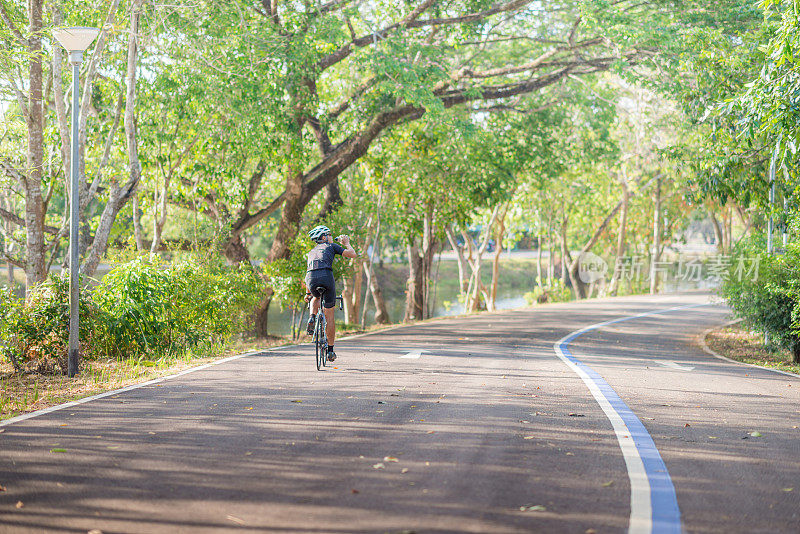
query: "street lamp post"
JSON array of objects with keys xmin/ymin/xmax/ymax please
[{"xmin": 53, "ymin": 27, "xmax": 100, "ymax": 377}]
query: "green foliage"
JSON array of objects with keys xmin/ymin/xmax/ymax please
[
  {"xmin": 720, "ymin": 237, "xmax": 800, "ymax": 352},
  {"xmin": 0, "ymin": 275, "xmax": 105, "ymax": 374},
  {"xmin": 524, "ymin": 279, "xmax": 573, "ymax": 306},
  {"xmin": 94, "ymin": 255, "xmax": 263, "ymax": 359},
  {"xmin": 0, "ymin": 254, "xmax": 263, "ymax": 374}
]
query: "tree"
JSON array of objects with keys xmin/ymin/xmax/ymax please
[{"xmin": 0, "ymin": 0, "xmax": 145, "ymax": 288}]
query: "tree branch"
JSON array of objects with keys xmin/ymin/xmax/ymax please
[
  {"xmin": 0, "ymin": 3, "xmax": 25, "ymax": 47},
  {"xmin": 1, "ymin": 249, "xmax": 24, "ymax": 269},
  {"xmin": 318, "ymin": 0, "xmax": 530, "ymax": 72},
  {"xmin": 0, "ymin": 158, "xmax": 26, "ymax": 188},
  {"xmin": 0, "ymin": 204, "xmax": 59, "ymax": 234}
]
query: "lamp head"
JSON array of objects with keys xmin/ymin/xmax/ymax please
[{"xmin": 53, "ymin": 27, "xmax": 100, "ymax": 63}]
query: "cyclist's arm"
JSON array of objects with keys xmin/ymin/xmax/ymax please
[{"xmin": 339, "ymin": 235, "xmax": 358, "ymax": 259}]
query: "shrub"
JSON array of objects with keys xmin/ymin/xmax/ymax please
[
  {"xmin": 720, "ymin": 239, "xmax": 800, "ymax": 363},
  {"xmin": 524, "ymin": 278, "xmax": 573, "ymax": 306},
  {"xmin": 94, "ymin": 254, "xmax": 263, "ymax": 359},
  {"xmin": 0, "ymin": 275, "xmax": 105, "ymax": 374}
]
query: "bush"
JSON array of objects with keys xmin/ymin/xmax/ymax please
[
  {"xmin": 0, "ymin": 275, "xmax": 106, "ymax": 374},
  {"xmin": 94, "ymin": 254, "xmax": 264, "ymax": 359},
  {"xmin": 720, "ymin": 240, "xmax": 800, "ymax": 363},
  {"xmin": 524, "ymin": 278, "xmax": 573, "ymax": 306},
  {"xmin": 0, "ymin": 253, "xmax": 265, "ymax": 374}
]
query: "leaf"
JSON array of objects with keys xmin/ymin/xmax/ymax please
[
  {"xmin": 523, "ymin": 436, "xmax": 535, "ymax": 440},
  {"xmin": 351, "ymin": 489, "xmax": 360, "ymax": 494},
  {"xmin": 602, "ymin": 480, "xmax": 614, "ymax": 487},
  {"xmin": 15, "ymin": 501, "xmax": 24, "ymax": 509},
  {"xmin": 50, "ymin": 448, "xmax": 67, "ymax": 453},
  {"xmin": 0, "ymin": 484, "xmax": 6, "ymax": 492},
  {"xmin": 749, "ymin": 431, "xmax": 763, "ymax": 437},
  {"xmin": 290, "ymin": 400, "xmax": 302, "ymax": 403},
  {"xmin": 226, "ymin": 515, "xmax": 245, "ymax": 525},
  {"xmin": 401, "ymin": 468, "xmax": 410, "ymax": 474},
  {"xmin": 372, "ymin": 463, "xmax": 385, "ymax": 469},
  {"xmin": 519, "ymin": 504, "xmax": 546, "ymax": 512},
  {"xmin": 383, "ymin": 456, "xmax": 399, "ymax": 463},
  {"xmin": 782, "ymin": 487, "xmax": 793, "ymax": 492},
  {"xmin": 245, "ymin": 407, "xmax": 253, "ymax": 410}
]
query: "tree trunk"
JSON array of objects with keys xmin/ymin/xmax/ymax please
[
  {"xmin": 24, "ymin": 0, "xmax": 47, "ymax": 292},
  {"xmin": 793, "ymin": 339, "xmax": 800, "ymax": 364},
  {"xmin": 445, "ymin": 225, "xmax": 468, "ymax": 295},
  {"xmin": 547, "ymin": 226, "xmax": 554, "ymax": 287},
  {"xmin": 559, "ymin": 215, "xmax": 569, "ymax": 287},
  {"xmin": 362, "ymin": 221, "xmax": 389, "ymax": 325},
  {"xmin": 404, "ymin": 241, "xmax": 424, "ymax": 321},
  {"xmin": 489, "ymin": 204, "xmax": 508, "ymax": 311},
  {"xmin": 267, "ymin": 171, "xmax": 304, "ymax": 263},
  {"xmin": 536, "ymin": 236, "xmax": 543, "ymax": 290},
  {"xmin": 607, "ymin": 178, "xmax": 629, "ymax": 297},
  {"xmin": 150, "ymin": 174, "xmax": 170, "ymax": 253},
  {"xmin": 420, "ymin": 207, "xmax": 436, "ymax": 319},
  {"xmin": 132, "ymin": 191, "xmax": 145, "ymax": 250},
  {"xmin": 710, "ymin": 210, "xmax": 724, "ymax": 254},
  {"xmin": 650, "ymin": 175, "xmax": 662, "ymax": 294},
  {"xmin": 317, "ymin": 179, "xmax": 343, "ymax": 220},
  {"xmin": 254, "ymin": 290, "xmax": 273, "ymax": 338},
  {"xmin": 223, "ymin": 233, "xmax": 252, "ymax": 264},
  {"xmin": 82, "ymin": 0, "xmax": 143, "ymax": 277}
]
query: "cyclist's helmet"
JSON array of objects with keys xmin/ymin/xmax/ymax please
[{"xmin": 308, "ymin": 225, "xmax": 331, "ymax": 243}]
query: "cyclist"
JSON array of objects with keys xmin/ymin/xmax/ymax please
[{"xmin": 304, "ymin": 225, "xmax": 357, "ymax": 361}]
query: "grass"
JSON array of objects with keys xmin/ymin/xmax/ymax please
[
  {"xmin": 705, "ymin": 322, "xmax": 800, "ymax": 375},
  {"xmin": 0, "ymin": 337, "xmax": 285, "ymax": 421}
]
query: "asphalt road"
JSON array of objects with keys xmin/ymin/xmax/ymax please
[{"xmin": 1, "ymin": 292, "xmax": 798, "ymax": 533}]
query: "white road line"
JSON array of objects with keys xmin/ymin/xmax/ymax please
[
  {"xmin": 654, "ymin": 361, "xmax": 695, "ymax": 371},
  {"xmin": 554, "ymin": 303, "xmax": 704, "ymax": 534}
]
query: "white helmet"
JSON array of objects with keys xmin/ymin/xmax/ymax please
[{"xmin": 308, "ymin": 225, "xmax": 331, "ymax": 242}]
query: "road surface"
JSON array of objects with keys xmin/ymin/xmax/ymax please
[{"xmin": 1, "ymin": 292, "xmax": 798, "ymax": 533}]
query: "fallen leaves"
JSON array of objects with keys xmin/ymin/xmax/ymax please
[
  {"xmin": 15, "ymin": 501, "xmax": 24, "ymax": 509},
  {"xmin": 602, "ymin": 481, "xmax": 614, "ymax": 487},
  {"xmin": 749, "ymin": 431, "xmax": 763, "ymax": 438},
  {"xmin": 523, "ymin": 436, "xmax": 535, "ymax": 440},
  {"xmin": 50, "ymin": 448, "xmax": 66, "ymax": 453},
  {"xmin": 290, "ymin": 400, "xmax": 302, "ymax": 403},
  {"xmin": 782, "ymin": 487, "xmax": 794, "ymax": 492},
  {"xmin": 372, "ymin": 463, "xmax": 385, "ymax": 470},
  {"xmin": 383, "ymin": 456, "xmax": 399, "ymax": 463},
  {"xmin": 401, "ymin": 468, "xmax": 410, "ymax": 474},
  {"xmin": 0, "ymin": 484, "xmax": 5, "ymax": 492},
  {"xmin": 226, "ymin": 514, "xmax": 245, "ymax": 525},
  {"xmin": 519, "ymin": 504, "xmax": 546, "ymax": 512}
]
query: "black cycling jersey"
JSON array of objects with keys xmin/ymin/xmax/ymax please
[{"xmin": 306, "ymin": 242, "xmax": 345, "ymax": 272}]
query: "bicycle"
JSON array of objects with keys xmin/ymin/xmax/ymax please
[{"xmin": 311, "ymin": 286, "xmax": 343, "ymax": 371}]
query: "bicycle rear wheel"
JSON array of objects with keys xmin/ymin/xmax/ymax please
[
  {"xmin": 315, "ymin": 315, "xmax": 325, "ymax": 371},
  {"xmin": 319, "ymin": 315, "xmax": 328, "ymax": 367}
]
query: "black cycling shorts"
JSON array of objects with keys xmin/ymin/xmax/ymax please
[{"xmin": 306, "ymin": 269, "xmax": 336, "ymax": 308}]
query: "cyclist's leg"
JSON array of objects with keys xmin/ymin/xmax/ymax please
[{"xmin": 323, "ymin": 305, "xmax": 335, "ymax": 346}]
